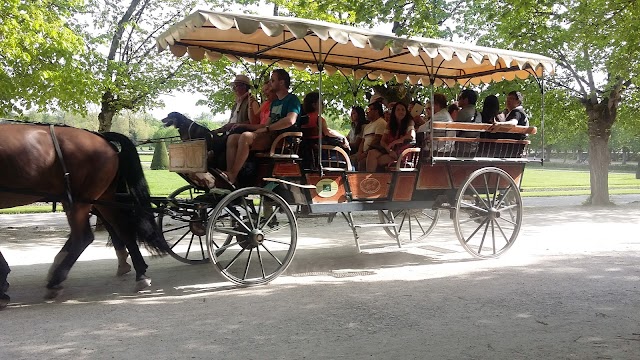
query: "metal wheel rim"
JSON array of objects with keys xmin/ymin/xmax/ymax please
[
  {"xmin": 207, "ymin": 187, "xmax": 298, "ymax": 286},
  {"xmin": 453, "ymin": 167, "xmax": 522, "ymax": 259}
]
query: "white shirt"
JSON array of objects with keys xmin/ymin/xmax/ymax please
[{"xmin": 362, "ymin": 117, "xmax": 386, "ymax": 151}]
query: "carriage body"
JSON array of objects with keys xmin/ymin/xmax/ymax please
[{"xmin": 155, "ymin": 10, "xmax": 554, "ymax": 286}]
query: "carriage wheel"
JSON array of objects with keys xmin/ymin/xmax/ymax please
[
  {"xmin": 377, "ymin": 209, "xmax": 440, "ymax": 242},
  {"xmin": 453, "ymin": 167, "xmax": 522, "ymax": 259},
  {"xmin": 157, "ymin": 185, "xmax": 215, "ymax": 264},
  {"xmin": 207, "ymin": 187, "xmax": 297, "ymax": 286}
]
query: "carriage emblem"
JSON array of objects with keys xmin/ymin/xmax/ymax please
[
  {"xmin": 316, "ymin": 179, "xmax": 339, "ymax": 198},
  {"xmin": 360, "ymin": 177, "xmax": 381, "ymax": 194}
]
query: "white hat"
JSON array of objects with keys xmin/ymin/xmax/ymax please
[
  {"xmin": 369, "ymin": 93, "xmax": 384, "ymax": 105},
  {"xmin": 231, "ymin": 74, "xmax": 251, "ymax": 86}
]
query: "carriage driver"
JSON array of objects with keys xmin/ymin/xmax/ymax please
[{"xmin": 221, "ymin": 69, "xmax": 301, "ymax": 184}]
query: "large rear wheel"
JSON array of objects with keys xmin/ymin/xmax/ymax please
[
  {"xmin": 453, "ymin": 167, "xmax": 522, "ymax": 259},
  {"xmin": 207, "ymin": 187, "xmax": 297, "ymax": 286}
]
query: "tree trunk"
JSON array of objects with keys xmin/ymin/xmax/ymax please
[
  {"xmin": 584, "ymin": 95, "xmax": 618, "ymax": 205},
  {"xmin": 98, "ymin": 91, "xmax": 116, "ymax": 132}
]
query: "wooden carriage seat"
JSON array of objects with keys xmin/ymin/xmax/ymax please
[
  {"xmin": 317, "ymin": 145, "xmax": 352, "ymax": 171},
  {"xmin": 385, "ymin": 147, "xmax": 421, "ymax": 171},
  {"xmin": 254, "ymin": 131, "xmax": 303, "ymax": 159},
  {"xmin": 428, "ymin": 122, "xmax": 536, "ymax": 159}
]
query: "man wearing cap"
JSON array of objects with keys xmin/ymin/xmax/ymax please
[{"xmin": 229, "ymin": 74, "xmax": 260, "ymax": 126}]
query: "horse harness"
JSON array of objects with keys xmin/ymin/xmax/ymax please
[{"xmin": 49, "ymin": 125, "xmax": 75, "ymax": 207}]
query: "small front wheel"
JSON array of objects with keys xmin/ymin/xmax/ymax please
[
  {"xmin": 378, "ymin": 209, "xmax": 440, "ymax": 242},
  {"xmin": 207, "ymin": 187, "xmax": 297, "ymax": 286},
  {"xmin": 453, "ymin": 167, "xmax": 522, "ymax": 259}
]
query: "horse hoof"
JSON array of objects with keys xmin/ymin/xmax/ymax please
[
  {"xmin": 44, "ymin": 285, "xmax": 63, "ymax": 300},
  {"xmin": 117, "ymin": 263, "xmax": 132, "ymax": 276},
  {"xmin": 0, "ymin": 294, "xmax": 9, "ymax": 310},
  {"xmin": 135, "ymin": 277, "xmax": 152, "ymax": 292}
]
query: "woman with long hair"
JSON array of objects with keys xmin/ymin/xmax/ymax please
[
  {"xmin": 365, "ymin": 102, "xmax": 415, "ymax": 171},
  {"xmin": 300, "ymin": 92, "xmax": 348, "ymax": 146},
  {"xmin": 347, "ymin": 106, "xmax": 367, "ymax": 154},
  {"xmin": 480, "ymin": 95, "xmax": 505, "ymax": 124}
]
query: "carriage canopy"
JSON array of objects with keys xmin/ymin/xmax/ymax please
[{"xmin": 156, "ymin": 10, "xmax": 555, "ymax": 86}]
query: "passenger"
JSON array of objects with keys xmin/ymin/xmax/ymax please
[
  {"xmin": 300, "ymin": 92, "xmax": 349, "ymax": 149},
  {"xmin": 257, "ymin": 81, "xmax": 277, "ymax": 125},
  {"xmin": 347, "ymin": 106, "xmax": 367, "ymax": 154},
  {"xmin": 448, "ymin": 102, "xmax": 460, "ymax": 121},
  {"xmin": 219, "ymin": 74, "xmax": 260, "ymax": 131},
  {"xmin": 353, "ymin": 101, "xmax": 386, "ymax": 170},
  {"xmin": 481, "ymin": 95, "xmax": 506, "ymax": 124},
  {"xmin": 408, "ymin": 100, "xmax": 426, "ymax": 129},
  {"xmin": 456, "ymin": 89, "xmax": 482, "ymax": 123},
  {"xmin": 221, "ymin": 69, "xmax": 301, "ymax": 184},
  {"xmin": 416, "ymin": 93, "xmax": 454, "ymax": 152},
  {"xmin": 503, "ymin": 91, "xmax": 529, "ymax": 126},
  {"xmin": 366, "ymin": 102, "xmax": 415, "ymax": 172},
  {"xmin": 479, "ymin": 95, "xmax": 506, "ymax": 154},
  {"xmin": 455, "ymin": 89, "xmax": 482, "ymax": 153}
]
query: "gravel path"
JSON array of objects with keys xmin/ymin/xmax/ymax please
[{"xmin": 1, "ymin": 200, "xmax": 639, "ymax": 359}]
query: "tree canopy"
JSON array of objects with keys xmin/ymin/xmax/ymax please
[{"xmin": 0, "ymin": 0, "xmax": 96, "ymax": 114}]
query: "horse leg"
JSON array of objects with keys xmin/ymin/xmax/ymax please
[
  {"xmin": 94, "ymin": 210, "xmax": 131, "ymax": 276},
  {"xmin": 0, "ymin": 251, "xmax": 10, "ymax": 309},
  {"xmin": 46, "ymin": 205, "xmax": 94, "ymax": 299},
  {"xmin": 97, "ymin": 207, "xmax": 152, "ymax": 292},
  {"xmin": 126, "ymin": 242, "xmax": 152, "ymax": 291}
]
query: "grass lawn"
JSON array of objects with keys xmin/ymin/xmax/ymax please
[
  {"xmin": 520, "ymin": 168, "xmax": 640, "ymax": 196},
  {"xmin": 2, "ymin": 167, "xmax": 638, "ymax": 214}
]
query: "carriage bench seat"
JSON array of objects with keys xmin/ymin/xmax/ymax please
[
  {"xmin": 386, "ymin": 147, "xmax": 421, "ymax": 171},
  {"xmin": 254, "ymin": 131, "xmax": 303, "ymax": 159},
  {"xmin": 431, "ymin": 121, "xmax": 537, "ymax": 135}
]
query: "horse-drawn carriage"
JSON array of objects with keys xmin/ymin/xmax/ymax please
[
  {"xmin": 0, "ymin": 10, "xmax": 554, "ymax": 308},
  {"xmin": 152, "ymin": 11, "xmax": 555, "ymax": 286}
]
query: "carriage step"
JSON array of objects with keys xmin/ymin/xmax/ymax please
[{"xmin": 354, "ymin": 223, "xmax": 398, "ymax": 228}]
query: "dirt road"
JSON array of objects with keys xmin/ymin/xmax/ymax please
[{"xmin": 1, "ymin": 202, "xmax": 639, "ymax": 359}]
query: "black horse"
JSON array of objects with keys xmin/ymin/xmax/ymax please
[{"xmin": 0, "ymin": 124, "xmax": 169, "ymax": 309}]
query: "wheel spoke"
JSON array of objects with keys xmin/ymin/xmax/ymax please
[
  {"xmin": 222, "ymin": 248, "xmax": 246, "ymax": 271},
  {"xmin": 483, "ymin": 173, "xmax": 492, "ymax": 206},
  {"xmin": 162, "ymin": 223, "xmax": 190, "ymax": 234},
  {"xmin": 493, "ymin": 219, "xmax": 511, "ymax": 244},
  {"xmin": 263, "ymin": 237, "xmax": 291, "ymax": 246},
  {"xmin": 257, "ymin": 247, "xmax": 266, "ymax": 279},
  {"xmin": 185, "ymin": 234, "xmax": 194, "ymax": 258},
  {"xmin": 464, "ymin": 217, "xmax": 489, "ymax": 244},
  {"xmin": 215, "ymin": 240, "xmax": 241, "ymax": 254},
  {"xmin": 213, "ymin": 226, "xmax": 247, "ymax": 236},
  {"xmin": 169, "ymin": 229, "xmax": 191, "ymax": 249},
  {"xmin": 198, "ymin": 236, "xmax": 205, "ymax": 259},
  {"xmin": 223, "ymin": 208, "xmax": 251, "ymax": 232},
  {"xmin": 460, "ymin": 202, "xmax": 489, "ymax": 213},
  {"xmin": 496, "ymin": 185, "xmax": 515, "ymax": 209},
  {"xmin": 242, "ymin": 248, "xmax": 253, "ymax": 280},
  {"xmin": 256, "ymin": 195, "xmax": 264, "ymax": 229},
  {"xmin": 260, "ymin": 243, "xmax": 284, "ymax": 266},
  {"xmin": 241, "ymin": 197, "xmax": 255, "ymax": 230},
  {"xmin": 497, "ymin": 216, "xmax": 518, "ymax": 226},
  {"xmin": 458, "ymin": 215, "xmax": 486, "ymax": 225},
  {"xmin": 468, "ymin": 183, "xmax": 490, "ymax": 209},
  {"xmin": 476, "ymin": 220, "xmax": 490, "ymax": 254}
]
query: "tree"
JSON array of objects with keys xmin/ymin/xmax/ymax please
[
  {"xmin": 82, "ymin": 0, "xmax": 232, "ymax": 132},
  {"xmin": 0, "ymin": 0, "xmax": 96, "ymax": 115},
  {"xmin": 150, "ymin": 141, "xmax": 169, "ymax": 170},
  {"xmin": 457, "ymin": 0, "xmax": 640, "ymax": 205}
]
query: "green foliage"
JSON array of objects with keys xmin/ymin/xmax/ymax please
[
  {"xmin": 0, "ymin": 0, "xmax": 97, "ymax": 115},
  {"xmin": 150, "ymin": 141, "xmax": 169, "ymax": 170}
]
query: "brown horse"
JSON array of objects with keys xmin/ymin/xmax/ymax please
[{"xmin": 0, "ymin": 123, "xmax": 169, "ymax": 309}]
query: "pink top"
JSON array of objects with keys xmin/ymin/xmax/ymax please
[{"xmin": 259, "ymin": 100, "xmax": 272, "ymax": 125}]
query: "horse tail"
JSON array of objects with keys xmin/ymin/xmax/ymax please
[{"xmin": 101, "ymin": 132, "xmax": 169, "ymax": 255}]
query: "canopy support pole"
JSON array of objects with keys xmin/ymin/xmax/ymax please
[{"xmin": 317, "ymin": 40, "xmax": 324, "ymax": 176}]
